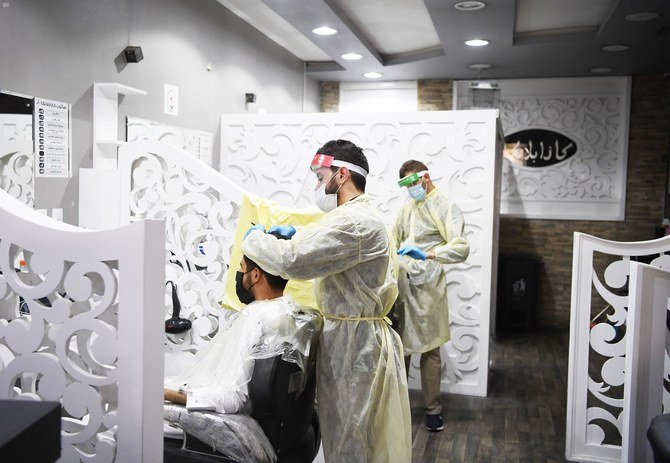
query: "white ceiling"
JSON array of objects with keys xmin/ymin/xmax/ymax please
[{"xmin": 217, "ymin": 0, "xmax": 670, "ymax": 81}]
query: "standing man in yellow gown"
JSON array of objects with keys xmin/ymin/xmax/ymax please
[
  {"xmin": 242, "ymin": 140, "xmax": 411, "ymax": 462},
  {"xmin": 392, "ymin": 159, "xmax": 470, "ymax": 433}
]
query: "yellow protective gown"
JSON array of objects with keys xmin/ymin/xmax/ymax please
[
  {"xmin": 242, "ymin": 194, "xmax": 411, "ymax": 463},
  {"xmin": 392, "ymin": 187, "xmax": 470, "ymax": 355}
]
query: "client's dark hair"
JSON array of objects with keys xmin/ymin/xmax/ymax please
[
  {"xmin": 317, "ymin": 139, "xmax": 368, "ymax": 191},
  {"xmin": 399, "ymin": 159, "xmax": 428, "ymax": 178},
  {"xmin": 242, "ymin": 231, "xmax": 289, "ymax": 291}
]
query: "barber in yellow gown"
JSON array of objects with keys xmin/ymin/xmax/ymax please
[
  {"xmin": 242, "ymin": 140, "xmax": 411, "ymax": 463},
  {"xmin": 392, "ymin": 159, "xmax": 470, "ymax": 433}
]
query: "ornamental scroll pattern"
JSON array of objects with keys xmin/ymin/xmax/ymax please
[
  {"xmin": 499, "ymin": 96, "xmax": 623, "ymax": 202},
  {"xmin": 1, "ymin": 114, "xmax": 34, "ymax": 206},
  {"xmin": 126, "ymin": 151, "xmax": 238, "ymax": 375},
  {"xmin": 587, "ymin": 252, "xmax": 670, "ymax": 448},
  {"xmin": 220, "ymin": 114, "xmax": 499, "ymax": 395},
  {"xmin": 0, "ymin": 243, "xmax": 120, "ymax": 461}
]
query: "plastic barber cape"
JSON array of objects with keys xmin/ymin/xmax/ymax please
[
  {"xmin": 392, "ymin": 187, "xmax": 470, "ymax": 355},
  {"xmin": 164, "ymin": 296, "xmax": 321, "ymax": 414},
  {"xmin": 242, "ymin": 194, "xmax": 412, "ymax": 463}
]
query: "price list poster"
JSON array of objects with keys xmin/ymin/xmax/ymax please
[{"xmin": 34, "ymin": 97, "xmax": 70, "ymax": 178}]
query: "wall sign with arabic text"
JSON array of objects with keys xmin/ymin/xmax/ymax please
[{"xmin": 503, "ymin": 129, "xmax": 578, "ymax": 168}]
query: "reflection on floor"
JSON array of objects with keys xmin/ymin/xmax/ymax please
[{"xmin": 409, "ymin": 329, "xmax": 571, "ymax": 463}]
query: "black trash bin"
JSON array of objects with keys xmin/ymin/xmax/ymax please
[{"xmin": 497, "ymin": 255, "xmax": 542, "ymax": 333}]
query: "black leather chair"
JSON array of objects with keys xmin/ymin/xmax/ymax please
[
  {"xmin": 648, "ymin": 413, "xmax": 670, "ymax": 463},
  {"xmin": 164, "ymin": 352, "xmax": 320, "ymax": 463}
]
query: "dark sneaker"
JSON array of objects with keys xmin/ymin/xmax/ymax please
[{"xmin": 426, "ymin": 414, "xmax": 444, "ymax": 432}]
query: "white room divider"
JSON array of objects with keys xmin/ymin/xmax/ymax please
[
  {"xmin": 566, "ymin": 232, "xmax": 670, "ymax": 463},
  {"xmin": 118, "ymin": 140, "xmax": 246, "ymax": 376},
  {"xmin": 0, "ymin": 190, "xmax": 165, "ymax": 462},
  {"xmin": 220, "ymin": 110, "xmax": 502, "ymax": 396},
  {"xmin": 0, "ymin": 139, "xmax": 33, "ymax": 206},
  {"xmin": 622, "ymin": 262, "xmax": 670, "ymax": 463}
]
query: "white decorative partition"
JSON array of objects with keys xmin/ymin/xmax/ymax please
[
  {"xmin": 622, "ymin": 262, "xmax": 670, "ymax": 463},
  {"xmin": 126, "ymin": 116, "xmax": 213, "ymax": 166},
  {"xmin": 220, "ymin": 110, "xmax": 502, "ymax": 396},
  {"xmin": 566, "ymin": 232, "xmax": 670, "ymax": 462},
  {"xmin": 118, "ymin": 141, "xmax": 246, "ymax": 376},
  {"xmin": 0, "ymin": 190, "xmax": 165, "ymax": 462},
  {"xmin": 0, "ymin": 139, "xmax": 33, "ymax": 206}
]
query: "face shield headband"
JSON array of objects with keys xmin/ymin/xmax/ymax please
[
  {"xmin": 311, "ymin": 153, "xmax": 369, "ymax": 178},
  {"xmin": 398, "ymin": 170, "xmax": 428, "ymax": 188}
]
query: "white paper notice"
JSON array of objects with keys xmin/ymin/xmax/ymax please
[
  {"xmin": 164, "ymin": 84, "xmax": 179, "ymax": 116},
  {"xmin": 195, "ymin": 132, "xmax": 213, "ymax": 166},
  {"xmin": 34, "ymin": 97, "xmax": 70, "ymax": 178}
]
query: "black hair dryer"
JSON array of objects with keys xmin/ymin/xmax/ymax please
[{"xmin": 165, "ymin": 281, "xmax": 192, "ymax": 334}]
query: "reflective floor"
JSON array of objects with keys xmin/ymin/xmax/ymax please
[{"xmin": 409, "ymin": 329, "xmax": 571, "ymax": 463}]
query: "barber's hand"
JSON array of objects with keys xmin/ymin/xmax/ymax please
[
  {"xmin": 397, "ymin": 246, "xmax": 427, "ymax": 261},
  {"xmin": 268, "ymin": 225, "xmax": 296, "ymax": 239},
  {"xmin": 244, "ymin": 224, "xmax": 266, "ymax": 239}
]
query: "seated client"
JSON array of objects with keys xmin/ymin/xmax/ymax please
[{"xmin": 163, "ymin": 250, "xmax": 320, "ymax": 414}]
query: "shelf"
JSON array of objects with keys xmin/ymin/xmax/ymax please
[
  {"xmin": 95, "ymin": 139, "xmax": 126, "ymax": 146},
  {"xmin": 95, "ymin": 83, "xmax": 147, "ymax": 96}
]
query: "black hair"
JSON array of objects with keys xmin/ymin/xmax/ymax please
[
  {"xmin": 241, "ymin": 230, "xmax": 289, "ymax": 291},
  {"xmin": 317, "ymin": 139, "xmax": 368, "ymax": 191},
  {"xmin": 399, "ymin": 159, "xmax": 428, "ymax": 179}
]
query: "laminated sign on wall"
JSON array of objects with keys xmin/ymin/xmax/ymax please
[{"xmin": 33, "ymin": 97, "xmax": 70, "ymax": 178}]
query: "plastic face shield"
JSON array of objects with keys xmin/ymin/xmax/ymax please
[
  {"xmin": 398, "ymin": 170, "xmax": 428, "ymax": 188},
  {"xmin": 296, "ymin": 153, "xmax": 369, "ymax": 207}
]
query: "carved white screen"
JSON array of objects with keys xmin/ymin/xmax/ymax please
[
  {"xmin": 0, "ymin": 114, "xmax": 33, "ymax": 206},
  {"xmin": 127, "ymin": 116, "xmax": 213, "ymax": 166},
  {"xmin": 455, "ymin": 76, "xmax": 630, "ymax": 221},
  {"xmin": 220, "ymin": 110, "xmax": 502, "ymax": 396}
]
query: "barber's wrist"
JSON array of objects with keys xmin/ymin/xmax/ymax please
[{"xmin": 426, "ymin": 251, "xmax": 436, "ymax": 260}]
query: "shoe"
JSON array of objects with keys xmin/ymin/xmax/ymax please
[{"xmin": 426, "ymin": 414, "xmax": 444, "ymax": 432}]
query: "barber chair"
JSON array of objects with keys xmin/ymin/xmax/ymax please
[
  {"xmin": 648, "ymin": 413, "xmax": 670, "ymax": 463},
  {"xmin": 164, "ymin": 352, "xmax": 320, "ymax": 463}
]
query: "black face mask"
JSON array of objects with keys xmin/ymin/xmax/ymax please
[{"xmin": 235, "ymin": 270, "xmax": 256, "ymax": 304}]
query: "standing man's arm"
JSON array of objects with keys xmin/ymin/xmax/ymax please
[{"xmin": 428, "ymin": 203, "xmax": 469, "ymax": 264}]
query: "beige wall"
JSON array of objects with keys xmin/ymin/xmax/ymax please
[{"xmin": 319, "ymin": 75, "xmax": 670, "ymax": 328}]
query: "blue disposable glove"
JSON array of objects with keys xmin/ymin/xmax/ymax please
[
  {"xmin": 244, "ymin": 224, "xmax": 266, "ymax": 239},
  {"xmin": 268, "ymin": 225, "xmax": 296, "ymax": 239},
  {"xmin": 397, "ymin": 245, "xmax": 427, "ymax": 261}
]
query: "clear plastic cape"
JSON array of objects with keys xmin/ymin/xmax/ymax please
[{"xmin": 164, "ymin": 296, "xmax": 322, "ymax": 414}]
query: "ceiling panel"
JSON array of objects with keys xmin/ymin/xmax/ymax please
[{"xmin": 515, "ymin": 0, "xmax": 615, "ymax": 33}]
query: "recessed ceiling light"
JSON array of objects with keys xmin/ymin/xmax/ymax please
[
  {"xmin": 602, "ymin": 44, "xmax": 630, "ymax": 52},
  {"xmin": 590, "ymin": 67, "xmax": 613, "ymax": 73},
  {"xmin": 465, "ymin": 39, "xmax": 489, "ymax": 47},
  {"xmin": 625, "ymin": 12, "xmax": 659, "ymax": 22},
  {"xmin": 454, "ymin": 1, "xmax": 486, "ymax": 11},
  {"xmin": 363, "ymin": 72, "xmax": 383, "ymax": 79},
  {"xmin": 469, "ymin": 63, "xmax": 491, "ymax": 70},
  {"xmin": 312, "ymin": 26, "xmax": 338, "ymax": 36},
  {"xmin": 341, "ymin": 53, "xmax": 363, "ymax": 61}
]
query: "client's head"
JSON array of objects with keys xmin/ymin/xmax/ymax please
[{"xmin": 235, "ymin": 233, "xmax": 289, "ymax": 304}]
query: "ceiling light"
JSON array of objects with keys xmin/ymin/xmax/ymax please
[
  {"xmin": 590, "ymin": 67, "xmax": 613, "ymax": 73},
  {"xmin": 312, "ymin": 26, "xmax": 338, "ymax": 36},
  {"xmin": 341, "ymin": 53, "xmax": 363, "ymax": 61},
  {"xmin": 469, "ymin": 63, "xmax": 491, "ymax": 70},
  {"xmin": 465, "ymin": 39, "xmax": 489, "ymax": 47},
  {"xmin": 602, "ymin": 44, "xmax": 629, "ymax": 52},
  {"xmin": 454, "ymin": 1, "xmax": 486, "ymax": 11},
  {"xmin": 363, "ymin": 72, "xmax": 383, "ymax": 79},
  {"xmin": 625, "ymin": 12, "xmax": 659, "ymax": 22}
]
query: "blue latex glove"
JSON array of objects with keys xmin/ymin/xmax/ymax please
[
  {"xmin": 268, "ymin": 225, "xmax": 296, "ymax": 239},
  {"xmin": 397, "ymin": 245, "xmax": 427, "ymax": 261},
  {"xmin": 244, "ymin": 224, "xmax": 266, "ymax": 239}
]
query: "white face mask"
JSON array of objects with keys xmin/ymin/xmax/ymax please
[{"xmin": 314, "ymin": 171, "xmax": 340, "ymax": 212}]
